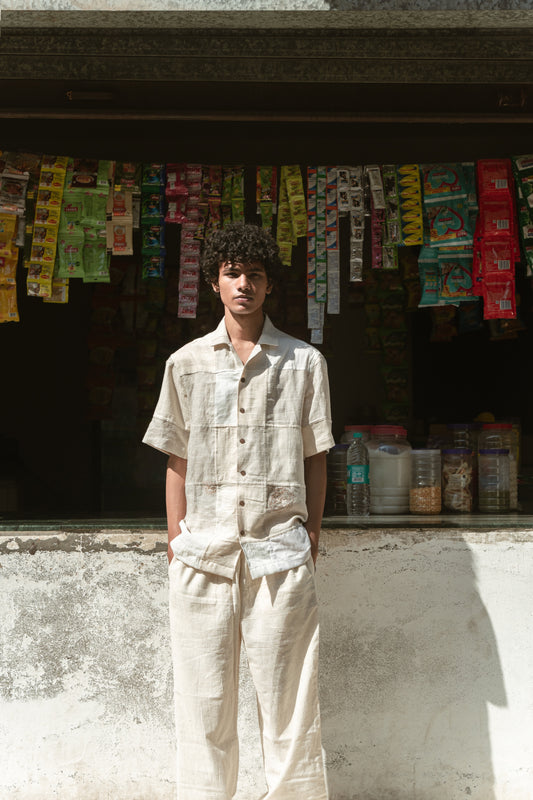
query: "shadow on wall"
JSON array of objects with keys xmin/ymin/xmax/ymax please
[{"xmin": 319, "ymin": 533, "xmax": 507, "ymax": 800}]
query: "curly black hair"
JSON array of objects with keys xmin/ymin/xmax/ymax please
[{"xmin": 200, "ymin": 222, "xmax": 283, "ymax": 287}]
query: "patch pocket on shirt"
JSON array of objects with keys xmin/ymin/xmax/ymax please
[{"xmin": 214, "ymin": 370, "xmax": 240, "ymax": 426}]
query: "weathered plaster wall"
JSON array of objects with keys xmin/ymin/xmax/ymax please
[{"xmin": 1, "ymin": 527, "xmax": 533, "ymax": 799}]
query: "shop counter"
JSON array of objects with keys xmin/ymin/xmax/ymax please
[{"xmin": 1, "ymin": 518, "xmax": 532, "ymax": 800}]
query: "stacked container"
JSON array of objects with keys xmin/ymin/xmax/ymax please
[
  {"xmin": 478, "ymin": 448, "xmax": 510, "ymax": 512},
  {"xmin": 442, "ymin": 448, "xmax": 474, "ymax": 512},
  {"xmin": 367, "ymin": 425, "xmax": 412, "ymax": 514},
  {"xmin": 478, "ymin": 423, "xmax": 517, "ymax": 510},
  {"xmin": 326, "ymin": 444, "xmax": 349, "ymax": 515},
  {"xmin": 409, "ymin": 450, "xmax": 442, "ymax": 514}
]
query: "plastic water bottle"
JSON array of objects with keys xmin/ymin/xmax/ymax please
[{"xmin": 346, "ymin": 432, "xmax": 370, "ymax": 516}]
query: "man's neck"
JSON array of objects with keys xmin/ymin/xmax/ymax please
[{"xmin": 224, "ymin": 309, "xmax": 265, "ymax": 363}]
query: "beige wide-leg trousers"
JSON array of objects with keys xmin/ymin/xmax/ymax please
[{"xmin": 168, "ymin": 553, "xmax": 329, "ymax": 800}]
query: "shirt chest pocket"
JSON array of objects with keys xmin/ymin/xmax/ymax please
[{"xmin": 214, "ymin": 371, "xmax": 240, "ymax": 426}]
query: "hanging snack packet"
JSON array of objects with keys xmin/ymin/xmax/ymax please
[
  {"xmin": 382, "ymin": 164, "xmax": 401, "ymax": 246},
  {"xmin": 462, "ymin": 162, "xmax": 478, "ymax": 211},
  {"xmin": 477, "ymin": 159, "xmax": 513, "ymax": 197},
  {"xmin": 141, "ymin": 224, "xmax": 165, "ymax": 255},
  {"xmin": 83, "ymin": 240, "xmax": 110, "ymax": 283},
  {"xmin": 336, "ymin": 167, "xmax": 350, "ymax": 215},
  {"xmin": 0, "ymin": 283, "xmax": 19, "ymax": 323},
  {"xmin": 480, "ymin": 198, "xmax": 515, "ymax": 239},
  {"xmin": 397, "ymin": 164, "xmax": 424, "ymax": 246},
  {"xmin": 141, "ymin": 193, "xmax": 165, "ymax": 223},
  {"xmin": 482, "ymin": 273, "xmax": 516, "ymax": 319},
  {"xmin": 365, "ymin": 165, "xmax": 386, "ymax": 209},
  {"xmin": 43, "ymin": 278, "xmax": 69, "ymax": 305},
  {"xmin": 277, "ymin": 167, "xmax": 293, "ymax": 266},
  {"xmin": 417, "ymin": 246, "xmax": 440, "ymax": 307},
  {"xmin": 142, "ymin": 255, "xmax": 165, "ymax": 280},
  {"xmin": 438, "ymin": 248, "xmax": 474, "ymax": 302},
  {"xmin": 166, "ymin": 163, "xmax": 188, "ymax": 198},
  {"xmin": 115, "ymin": 162, "xmax": 142, "ymax": 193},
  {"xmin": 426, "ymin": 199, "xmax": 473, "ymax": 247},
  {"xmin": 422, "ymin": 163, "xmax": 467, "ymax": 203},
  {"xmin": 256, "ymin": 166, "xmax": 277, "ymax": 231},
  {"xmin": 0, "ymin": 253, "xmax": 18, "ymax": 284},
  {"xmin": 0, "ymin": 212, "xmax": 18, "ymax": 249},
  {"xmin": 142, "ymin": 164, "xmax": 166, "ymax": 189},
  {"xmin": 481, "ymin": 238, "xmax": 514, "ymax": 277},
  {"xmin": 56, "ymin": 228, "xmax": 85, "ymax": 278},
  {"xmin": 106, "ymin": 221, "xmax": 133, "ymax": 256}
]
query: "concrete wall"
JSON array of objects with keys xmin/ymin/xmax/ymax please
[{"xmin": 1, "ymin": 526, "xmax": 532, "ymax": 799}]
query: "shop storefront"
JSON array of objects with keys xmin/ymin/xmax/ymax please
[{"xmin": 1, "ymin": 10, "xmax": 533, "ymax": 800}]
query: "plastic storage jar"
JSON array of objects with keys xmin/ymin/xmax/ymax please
[
  {"xmin": 409, "ymin": 450, "xmax": 442, "ymax": 514},
  {"xmin": 478, "ymin": 448, "xmax": 510, "ymax": 512},
  {"xmin": 442, "ymin": 448, "xmax": 473, "ymax": 512},
  {"xmin": 478, "ymin": 424, "xmax": 517, "ymax": 510},
  {"xmin": 326, "ymin": 444, "xmax": 349, "ymax": 515},
  {"xmin": 446, "ymin": 423, "xmax": 481, "ymax": 454},
  {"xmin": 367, "ymin": 425, "xmax": 412, "ymax": 514}
]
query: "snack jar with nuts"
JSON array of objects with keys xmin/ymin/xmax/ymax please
[
  {"xmin": 442, "ymin": 448, "xmax": 473, "ymax": 512},
  {"xmin": 409, "ymin": 449, "xmax": 442, "ymax": 514}
]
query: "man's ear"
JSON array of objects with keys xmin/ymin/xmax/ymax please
[
  {"xmin": 211, "ymin": 281, "xmax": 220, "ymax": 293},
  {"xmin": 266, "ymin": 282, "xmax": 273, "ymax": 295}
]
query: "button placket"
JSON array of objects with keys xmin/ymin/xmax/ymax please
[{"xmin": 237, "ymin": 366, "xmax": 248, "ymax": 538}]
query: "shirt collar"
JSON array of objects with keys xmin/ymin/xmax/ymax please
[{"xmin": 209, "ymin": 314, "xmax": 280, "ymax": 349}]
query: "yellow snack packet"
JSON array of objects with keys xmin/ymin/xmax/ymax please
[
  {"xmin": 0, "ymin": 254, "xmax": 18, "ymax": 284},
  {"xmin": 0, "ymin": 283, "xmax": 19, "ymax": 322}
]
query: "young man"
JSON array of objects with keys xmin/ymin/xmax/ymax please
[{"xmin": 143, "ymin": 223, "xmax": 334, "ymax": 800}]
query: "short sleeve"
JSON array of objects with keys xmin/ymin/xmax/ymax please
[
  {"xmin": 142, "ymin": 357, "xmax": 189, "ymax": 458},
  {"xmin": 301, "ymin": 351, "xmax": 335, "ymax": 458}
]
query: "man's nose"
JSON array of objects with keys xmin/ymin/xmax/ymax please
[{"xmin": 237, "ymin": 274, "xmax": 251, "ymax": 290}]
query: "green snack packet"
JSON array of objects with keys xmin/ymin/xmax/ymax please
[
  {"xmin": 83, "ymin": 240, "xmax": 110, "ymax": 283},
  {"xmin": 57, "ymin": 228, "xmax": 85, "ymax": 278},
  {"xmin": 232, "ymin": 197, "xmax": 245, "ymax": 223}
]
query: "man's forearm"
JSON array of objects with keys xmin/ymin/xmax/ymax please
[
  {"xmin": 166, "ymin": 454, "xmax": 187, "ymax": 563},
  {"xmin": 304, "ymin": 451, "xmax": 327, "ymax": 564}
]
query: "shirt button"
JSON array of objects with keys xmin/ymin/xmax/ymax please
[
  {"xmin": 239, "ymin": 438, "xmax": 245, "ymax": 444},
  {"xmin": 239, "ymin": 500, "xmax": 245, "ymax": 507},
  {"xmin": 240, "ymin": 377, "xmax": 245, "ymax": 383},
  {"xmin": 239, "ymin": 408, "xmax": 245, "ymax": 413},
  {"xmin": 240, "ymin": 470, "xmax": 246, "ymax": 476},
  {"xmin": 240, "ymin": 530, "xmax": 245, "ymax": 537}
]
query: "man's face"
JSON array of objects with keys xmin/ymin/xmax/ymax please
[{"xmin": 213, "ymin": 261, "xmax": 271, "ymax": 316}]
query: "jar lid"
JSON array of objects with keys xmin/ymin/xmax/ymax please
[
  {"xmin": 479, "ymin": 448, "xmax": 509, "ymax": 455},
  {"xmin": 441, "ymin": 448, "xmax": 473, "ymax": 454},
  {"xmin": 482, "ymin": 423, "xmax": 512, "ymax": 429},
  {"xmin": 371, "ymin": 425, "xmax": 407, "ymax": 437},
  {"xmin": 411, "ymin": 449, "xmax": 441, "ymax": 455}
]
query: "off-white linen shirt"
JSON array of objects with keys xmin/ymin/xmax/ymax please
[{"xmin": 142, "ymin": 314, "xmax": 334, "ymax": 579}]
